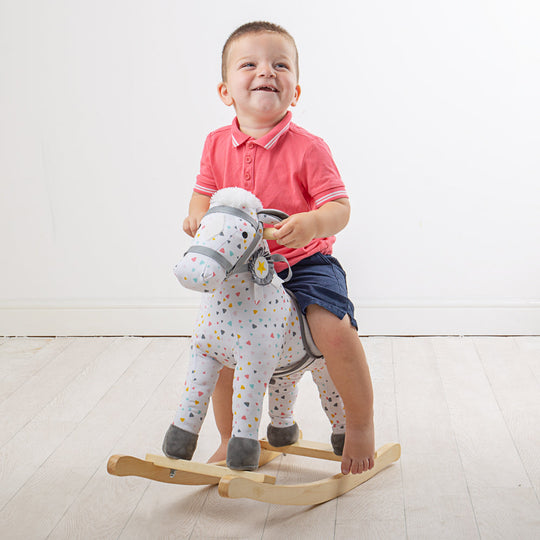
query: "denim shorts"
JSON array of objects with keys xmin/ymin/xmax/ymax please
[{"xmin": 277, "ymin": 252, "xmax": 358, "ymax": 330}]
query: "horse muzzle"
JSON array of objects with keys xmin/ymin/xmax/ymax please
[{"xmin": 174, "ymin": 252, "xmax": 226, "ymax": 292}]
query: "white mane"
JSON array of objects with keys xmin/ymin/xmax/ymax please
[{"xmin": 210, "ymin": 187, "xmax": 262, "ymax": 212}]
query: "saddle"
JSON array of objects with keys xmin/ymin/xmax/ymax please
[{"xmin": 271, "ymin": 290, "xmax": 323, "ymax": 380}]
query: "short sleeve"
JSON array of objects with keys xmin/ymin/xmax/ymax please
[
  {"xmin": 194, "ymin": 134, "xmax": 218, "ymax": 196},
  {"xmin": 301, "ymin": 139, "xmax": 348, "ymax": 208}
]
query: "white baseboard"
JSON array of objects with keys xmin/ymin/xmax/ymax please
[
  {"xmin": 354, "ymin": 302, "xmax": 540, "ymax": 336},
  {"xmin": 0, "ymin": 301, "xmax": 200, "ymax": 337},
  {"xmin": 1, "ymin": 299, "xmax": 539, "ymax": 336}
]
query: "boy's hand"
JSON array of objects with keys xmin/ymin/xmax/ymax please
[
  {"xmin": 272, "ymin": 199, "xmax": 350, "ymax": 248},
  {"xmin": 183, "ymin": 192, "xmax": 211, "ymax": 237},
  {"xmin": 272, "ymin": 213, "xmax": 318, "ymax": 249},
  {"xmin": 183, "ymin": 214, "xmax": 204, "ymax": 237}
]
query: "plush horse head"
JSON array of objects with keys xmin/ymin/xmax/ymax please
[{"xmin": 174, "ymin": 187, "xmax": 287, "ymax": 293}]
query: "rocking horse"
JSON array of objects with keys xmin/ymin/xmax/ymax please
[{"xmin": 107, "ymin": 187, "xmax": 400, "ymax": 505}]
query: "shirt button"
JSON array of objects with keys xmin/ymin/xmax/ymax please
[
  {"xmin": 245, "ymin": 172, "xmax": 251, "ymax": 180},
  {"xmin": 245, "ymin": 155, "xmax": 252, "ymax": 163},
  {"xmin": 247, "ymin": 142, "xmax": 254, "ymax": 149}
]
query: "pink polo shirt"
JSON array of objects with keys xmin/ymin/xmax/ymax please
[{"xmin": 194, "ymin": 111, "xmax": 348, "ymax": 269}]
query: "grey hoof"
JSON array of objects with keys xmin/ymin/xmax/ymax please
[
  {"xmin": 267, "ymin": 422, "xmax": 300, "ymax": 447},
  {"xmin": 226, "ymin": 437, "xmax": 261, "ymax": 471},
  {"xmin": 331, "ymin": 432, "xmax": 345, "ymax": 456},
  {"xmin": 162, "ymin": 424, "xmax": 198, "ymax": 460}
]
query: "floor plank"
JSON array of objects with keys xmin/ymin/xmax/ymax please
[
  {"xmin": 0, "ymin": 338, "xmax": 71, "ymax": 403},
  {"xmin": 0, "ymin": 338, "xmax": 154, "ymax": 534},
  {"xmin": 0, "ymin": 337, "xmax": 110, "ymax": 448},
  {"xmin": 0, "ymin": 337, "xmax": 121, "ymax": 510},
  {"xmin": 46, "ymin": 338, "xmax": 191, "ymax": 540},
  {"xmin": 514, "ymin": 336, "xmax": 540, "ymax": 383},
  {"xmin": 433, "ymin": 337, "xmax": 540, "ymax": 539},
  {"xmin": 433, "ymin": 338, "xmax": 530, "ymax": 488},
  {"xmin": 393, "ymin": 337, "xmax": 479, "ymax": 539},
  {"xmin": 476, "ymin": 338, "xmax": 540, "ymax": 493}
]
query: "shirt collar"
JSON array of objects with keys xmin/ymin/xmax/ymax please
[{"xmin": 231, "ymin": 111, "xmax": 293, "ymax": 150}]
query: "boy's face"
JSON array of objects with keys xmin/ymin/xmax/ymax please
[{"xmin": 218, "ymin": 32, "xmax": 301, "ymax": 132}]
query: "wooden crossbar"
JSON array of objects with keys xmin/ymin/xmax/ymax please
[
  {"xmin": 145, "ymin": 454, "xmax": 276, "ymax": 484},
  {"xmin": 259, "ymin": 438, "xmax": 342, "ymax": 461}
]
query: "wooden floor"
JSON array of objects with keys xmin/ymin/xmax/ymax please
[{"xmin": 0, "ymin": 337, "xmax": 539, "ymax": 539}]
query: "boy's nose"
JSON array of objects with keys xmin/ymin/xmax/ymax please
[{"xmin": 257, "ymin": 63, "xmax": 276, "ymax": 77}]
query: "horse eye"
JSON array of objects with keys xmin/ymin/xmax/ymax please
[{"xmin": 242, "ymin": 231, "xmax": 249, "ymax": 238}]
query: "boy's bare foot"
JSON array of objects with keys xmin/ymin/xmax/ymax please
[
  {"xmin": 341, "ymin": 423, "xmax": 375, "ymax": 475},
  {"xmin": 207, "ymin": 440, "xmax": 229, "ymax": 464}
]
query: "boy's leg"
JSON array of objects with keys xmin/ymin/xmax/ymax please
[
  {"xmin": 207, "ymin": 366, "xmax": 234, "ymax": 463},
  {"xmin": 306, "ymin": 304, "xmax": 375, "ymax": 475}
]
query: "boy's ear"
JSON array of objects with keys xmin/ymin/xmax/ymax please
[
  {"xmin": 290, "ymin": 84, "xmax": 301, "ymax": 107},
  {"xmin": 218, "ymin": 82, "xmax": 234, "ymax": 107}
]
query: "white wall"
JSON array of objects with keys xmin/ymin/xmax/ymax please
[{"xmin": 1, "ymin": 0, "xmax": 539, "ymax": 336}]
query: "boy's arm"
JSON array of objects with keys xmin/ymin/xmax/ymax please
[
  {"xmin": 272, "ymin": 198, "xmax": 350, "ymax": 249},
  {"xmin": 183, "ymin": 192, "xmax": 211, "ymax": 237}
]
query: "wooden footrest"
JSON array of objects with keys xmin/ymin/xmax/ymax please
[{"xmin": 260, "ymin": 438, "xmax": 342, "ymax": 461}]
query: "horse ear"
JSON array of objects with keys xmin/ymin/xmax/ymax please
[
  {"xmin": 257, "ymin": 209, "xmax": 289, "ymax": 226},
  {"xmin": 197, "ymin": 213, "xmax": 225, "ymax": 240}
]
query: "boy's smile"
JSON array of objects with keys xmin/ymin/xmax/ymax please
[
  {"xmin": 252, "ymin": 85, "xmax": 278, "ymax": 92},
  {"xmin": 218, "ymin": 32, "xmax": 301, "ymax": 138}
]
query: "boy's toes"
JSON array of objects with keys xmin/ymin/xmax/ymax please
[
  {"xmin": 341, "ymin": 456, "xmax": 352, "ymax": 475},
  {"xmin": 359, "ymin": 458, "xmax": 372, "ymax": 473},
  {"xmin": 342, "ymin": 456, "xmax": 376, "ymax": 475}
]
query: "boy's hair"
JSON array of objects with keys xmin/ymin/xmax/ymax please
[{"xmin": 221, "ymin": 21, "xmax": 299, "ymax": 82}]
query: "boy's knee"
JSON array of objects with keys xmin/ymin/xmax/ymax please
[{"xmin": 306, "ymin": 305, "xmax": 356, "ymax": 352}]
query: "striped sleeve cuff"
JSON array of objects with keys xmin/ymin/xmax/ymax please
[
  {"xmin": 314, "ymin": 189, "xmax": 349, "ymax": 207},
  {"xmin": 194, "ymin": 183, "xmax": 217, "ymax": 196}
]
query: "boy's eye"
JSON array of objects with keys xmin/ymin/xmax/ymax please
[
  {"xmin": 240, "ymin": 62, "xmax": 255, "ymax": 69},
  {"xmin": 275, "ymin": 63, "xmax": 289, "ymax": 70}
]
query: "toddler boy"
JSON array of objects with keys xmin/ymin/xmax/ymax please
[{"xmin": 183, "ymin": 21, "xmax": 374, "ymax": 475}]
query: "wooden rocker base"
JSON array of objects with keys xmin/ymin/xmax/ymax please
[{"xmin": 107, "ymin": 440, "xmax": 401, "ymax": 506}]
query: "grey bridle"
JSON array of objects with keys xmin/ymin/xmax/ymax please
[{"xmin": 184, "ymin": 206, "xmax": 291, "ymax": 280}]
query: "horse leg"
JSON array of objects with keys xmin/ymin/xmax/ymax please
[
  {"xmin": 311, "ymin": 362, "xmax": 347, "ymax": 455},
  {"xmin": 226, "ymin": 356, "xmax": 278, "ymax": 471},
  {"xmin": 266, "ymin": 372, "xmax": 302, "ymax": 447},
  {"xmin": 163, "ymin": 350, "xmax": 222, "ymax": 460}
]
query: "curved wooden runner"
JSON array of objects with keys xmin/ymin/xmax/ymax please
[{"xmin": 218, "ymin": 442, "xmax": 401, "ymax": 505}]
